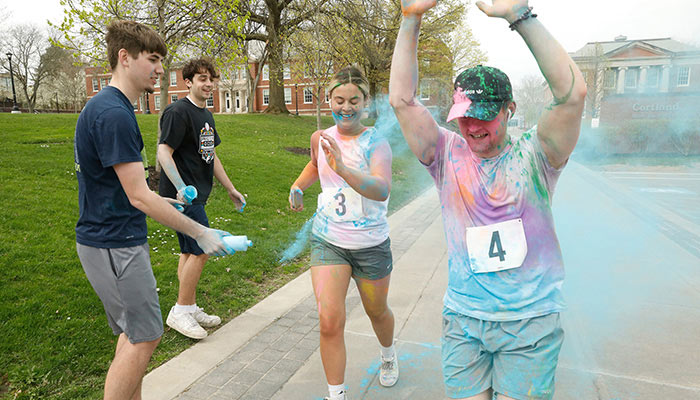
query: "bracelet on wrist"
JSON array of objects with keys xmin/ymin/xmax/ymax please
[{"xmin": 509, "ymin": 7, "xmax": 537, "ymax": 31}]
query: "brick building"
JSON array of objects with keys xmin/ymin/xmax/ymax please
[
  {"xmin": 85, "ymin": 66, "xmax": 221, "ymax": 114},
  {"xmin": 571, "ymin": 36, "xmax": 700, "ymax": 129},
  {"xmin": 85, "ymin": 61, "xmax": 443, "ymax": 116}
]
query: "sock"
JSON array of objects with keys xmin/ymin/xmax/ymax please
[
  {"xmin": 380, "ymin": 343, "xmax": 395, "ymax": 361},
  {"xmin": 174, "ymin": 303, "xmax": 197, "ymax": 314},
  {"xmin": 328, "ymin": 383, "xmax": 346, "ymax": 399}
]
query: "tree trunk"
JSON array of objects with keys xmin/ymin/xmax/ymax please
[
  {"xmin": 265, "ymin": 43, "xmax": 288, "ymax": 113},
  {"xmin": 263, "ymin": 12, "xmax": 288, "ymax": 114},
  {"xmin": 154, "ymin": 57, "xmax": 173, "ymax": 174}
]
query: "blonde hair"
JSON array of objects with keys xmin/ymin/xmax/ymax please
[{"xmin": 327, "ymin": 66, "xmax": 370, "ymax": 99}]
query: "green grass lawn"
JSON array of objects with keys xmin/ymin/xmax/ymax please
[{"xmin": 0, "ymin": 112, "xmax": 432, "ymax": 399}]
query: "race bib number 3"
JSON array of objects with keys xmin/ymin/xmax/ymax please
[
  {"xmin": 319, "ymin": 188, "xmax": 364, "ymax": 222},
  {"xmin": 465, "ymin": 218, "xmax": 528, "ymax": 274}
]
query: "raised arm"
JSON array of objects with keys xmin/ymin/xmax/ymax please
[
  {"xmin": 477, "ymin": 0, "xmax": 587, "ymax": 168},
  {"xmin": 389, "ymin": 0, "xmax": 440, "ymax": 165},
  {"xmin": 321, "ymin": 132, "xmax": 392, "ymax": 201}
]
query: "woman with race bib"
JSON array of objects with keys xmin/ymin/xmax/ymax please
[{"xmin": 288, "ymin": 66, "xmax": 398, "ymax": 400}]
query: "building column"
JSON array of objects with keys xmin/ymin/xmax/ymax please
[
  {"xmin": 660, "ymin": 65, "xmax": 671, "ymax": 93},
  {"xmin": 639, "ymin": 66, "xmax": 648, "ymax": 93},
  {"xmin": 616, "ymin": 67, "xmax": 627, "ymax": 94}
]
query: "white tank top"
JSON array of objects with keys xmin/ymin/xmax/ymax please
[{"xmin": 312, "ymin": 125, "xmax": 390, "ymax": 250}]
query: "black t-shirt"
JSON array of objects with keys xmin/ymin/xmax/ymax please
[
  {"xmin": 158, "ymin": 98, "xmax": 221, "ymax": 204},
  {"xmin": 74, "ymin": 86, "xmax": 147, "ymax": 248}
]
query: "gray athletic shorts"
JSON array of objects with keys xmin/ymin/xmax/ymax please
[
  {"xmin": 76, "ymin": 242, "xmax": 163, "ymax": 344},
  {"xmin": 309, "ymin": 235, "xmax": 393, "ymax": 280}
]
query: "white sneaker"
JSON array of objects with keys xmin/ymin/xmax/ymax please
[
  {"xmin": 192, "ymin": 306, "xmax": 221, "ymax": 328},
  {"xmin": 166, "ymin": 306, "xmax": 207, "ymax": 339},
  {"xmin": 379, "ymin": 353, "xmax": 399, "ymax": 387},
  {"xmin": 323, "ymin": 390, "xmax": 350, "ymax": 400},
  {"xmin": 323, "ymin": 393, "xmax": 348, "ymax": 400}
]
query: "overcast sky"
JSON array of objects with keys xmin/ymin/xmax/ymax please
[{"xmin": 3, "ymin": 0, "xmax": 699, "ymax": 86}]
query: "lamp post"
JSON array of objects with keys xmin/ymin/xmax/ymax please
[
  {"xmin": 5, "ymin": 52, "xmax": 20, "ymax": 113},
  {"xmin": 294, "ymin": 83, "xmax": 299, "ymax": 116}
]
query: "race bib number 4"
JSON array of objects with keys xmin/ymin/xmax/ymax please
[
  {"xmin": 319, "ymin": 188, "xmax": 364, "ymax": 222},
  {"xmin": 465, "ymin": 218, "xmax": 528, "ymax": 274}
]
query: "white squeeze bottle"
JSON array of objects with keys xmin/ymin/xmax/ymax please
[{"xmin": 223, "ymin": 235, "xmax": 253, "ymax": 253}]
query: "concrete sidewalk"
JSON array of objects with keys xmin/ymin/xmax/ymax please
[{"xmin": 144, "ymin": 162, "xmax": 700, "ymax": 400}]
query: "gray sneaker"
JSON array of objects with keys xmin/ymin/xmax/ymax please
[
  {"xmin": 166, "ymin": 306, "xmax": 207, "ymax": 339},
  {"xmin": 192, "ymin": 306, "xmax": 221, "ymax": 328},
  {"xmin": 379, "ymin": 353, "xmax": 399, "ymax": 387}
]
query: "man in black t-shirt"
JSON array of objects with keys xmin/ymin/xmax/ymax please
[
  {"xmin": 74, "ymin": 22, "xmax": 233, "ymax": 399},
  {"xmin": 158, "ymin": 58, "xmax": 246, "ymax": 339}
]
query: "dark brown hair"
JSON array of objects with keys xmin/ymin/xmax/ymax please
[
  {"xmin": 182, "ymin": 58, "xmax": 220, "ymax": 82},
  {"xmin": 106, "ymin": 20, "xmax": 167, "ymax": 70}
]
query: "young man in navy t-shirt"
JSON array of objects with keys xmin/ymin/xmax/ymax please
[
  {"xmin": 74, "ymin": 21, "xmax": 233, "ymax": 399},
  {"xmin": 157, "ymin": 58, "xmax": 246, "ymax": 339}
]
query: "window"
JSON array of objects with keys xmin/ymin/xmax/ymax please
[
  {"xmin": 262, "ymin": 89, "xmax": 270, "ymax": 105},
  {"xmin": 154, "ymin": 77, "xmax": 160, "ymax": 88},
  {"xmin": 625, "ymin": 68, "xmax": 638, "ymax": 89},
  {"xmin": 206, "ymin": 94, "xmax": 214, "ymax": 108},
  {"xmin": 603, "ymin": 69, "xmax": 616, "ymax": 89},
  {"xmin": 420, "ymin": 81, "xmax": 430, "ymax": 100},
  {"xmin": 646, "ymin": 66, "xmax": 660, "ymax": 88},
  {"xmin": 304, "ymin": 88, "xmax": 313, "ymax": 104},
  {"xmin": 154, "ymin": 95, "xmax": 161, "ymax": 110},
  {"xmin": 170, "ymin": 71, "xmax": 177, "ymax": 86},
  {"xmin": 283, "ymin": 65, "xmax": 291, "ymax": 79},
  {"xmin": 325, "ymin": 91, "xmax": 330, "ymax": 103},
  {"xmin": 262, "ymin": 65, "xmax": 269, "ymax": 81},
  {"xmin": 171, "ymin": 94, "xmax": 178, "ymax": 103},
  {"xmin": 92, "ymin": 78, "xmax": 99, "ymax": 92},
  {"xmin": 100, "ymin": 78, "xmax": 107, "ymax": 89},
  {"xmin": 677, "ymin": 66, "xmax": 690, "ymax": 86},
  {"xmin": 284, "ymin": 87, "xmax": 292, "ymax": 104}
]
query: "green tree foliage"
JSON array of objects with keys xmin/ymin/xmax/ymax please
[
  {"xmin": 52, "ymin": 0, "xmax": 248, "ymax": 169},
  {"xmin": 218, "ymin": 0, "xmax": 332, "ymax": 114},
  {"xmin": 317, "ymin": 0, "xmax": 485, "ymax": 112}
]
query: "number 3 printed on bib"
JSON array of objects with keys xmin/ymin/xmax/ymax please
[
  {"xmin": 465, "ymin": 218, "xmax": 528, "ymax": 274},
  {"xmin": 319, "ymin": 188, "xmax": 364, "ymax": 222}
]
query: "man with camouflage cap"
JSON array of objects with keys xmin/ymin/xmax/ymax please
[{"xmin": 389, "ymin": 0, "xmax": 587, "ymax": 399}]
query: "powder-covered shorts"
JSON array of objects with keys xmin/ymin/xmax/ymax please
[{"xmin": 441, "ymin": 307, "xmax": 564, "ymax": 400}]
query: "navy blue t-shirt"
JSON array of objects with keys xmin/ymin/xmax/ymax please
[{"xmin": 74, "ymin": 86, "xmax": 147, "ymax": 248}]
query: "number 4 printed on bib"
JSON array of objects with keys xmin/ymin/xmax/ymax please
[{"xmin": 466, "ymin": 218, "xmax": 528, "ymax": 274}]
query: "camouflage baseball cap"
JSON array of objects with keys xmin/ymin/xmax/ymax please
[{"xmin": 446, "ymin": 65, "xmax": 513, "ymax": 122}]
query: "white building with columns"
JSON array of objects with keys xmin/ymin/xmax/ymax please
[{"xmin": 571, "ymin": 36, "xmax": 700, "ymax": 128}]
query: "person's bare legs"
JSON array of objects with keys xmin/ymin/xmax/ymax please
[
  {"xmin": 104, "ymin": 333, "xmax": 160, "ymax": 400},
  {"xmin": 177, "ymin": 253, "xmax": 209, "ymax": 305},
  {"xmin": 311, "ymin": 264, "xmax": 353, "ymax": 385},
  {"xmin": 355, "ymin": 275, "xmax": 394, "ymax": 347}
]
